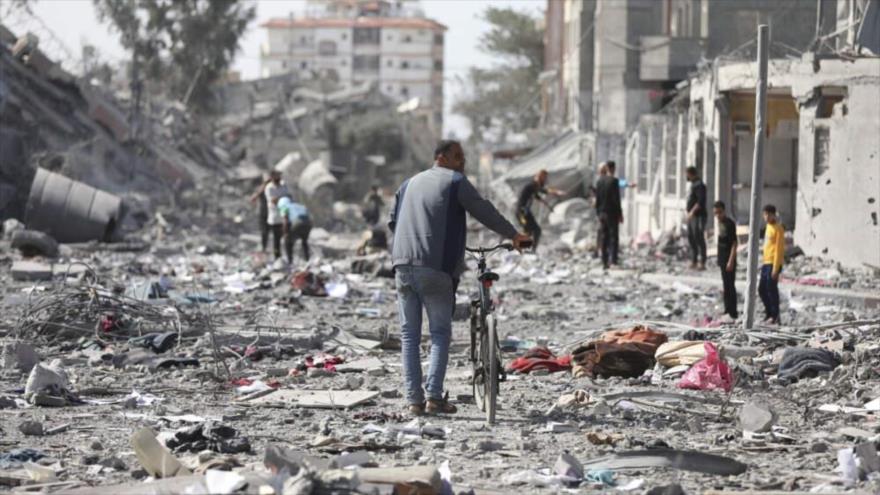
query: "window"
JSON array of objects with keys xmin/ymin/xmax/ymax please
[
  {"xmin": 300, "ymin": 61, "xmax": 308, "ymax": 69},
  {"xmin": 401, "ymin": 86, "xmax": 409, "ymax": 97},
  {"xmin": 814, "ymin": 127, "xmax": 831, "ymax": 179},
  {"xmin": 401, "ymin": 61, "xmax": 409, "ymax": 69},
  {"xmin": 386, "ymin": 59, "xmax": 393, "ymax": 67},
  {"xmin": 434, "ymin": 59, "xmax": 443, "ymax": 70},
  {"xmin": 300, "ymin": 35, "xmax": 308, "ymax": 44},
  {"xmin": 434, "ymin": 33, "xmax": 443, "ymax": 45},
  {"xmin": 281, "ymin": 61, "xmax": 288, "ymax": 69},
  {"xmin": 353, "ymin": 27, "xmax": 380, "ymax": 44},
  {"xmin": 341, "ymin": 33, "xmax": 348, "ymax": 40},
  {"xmin": 353, "ymin": 55, "xmax": 380, "ymax": 70},
  {"xmin": 403, "ymin": 35, "xmax": 412, "ymax": 43},
  {"xmin": 340, "ymin": 59, "xmax": 347, "ymax": 66},
  {"xmin": 318, "ymin": 40, "xmax": 337, "ymax": 56},
  {"xmin": 665, "ymin": 122, "xmax": 677, "ymax": 196},
  {"xmin": 637, "ymin": 130, "xmax": 648, "ymax": 191}
]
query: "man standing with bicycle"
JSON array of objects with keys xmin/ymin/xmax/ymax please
[{"xmin": 389, "ymin": 140, "xmax": 531, "ymax": 416}]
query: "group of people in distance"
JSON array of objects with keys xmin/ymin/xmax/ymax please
[
  {"xmin": 249, "ymin": 170, "xmax": 312, "ymax": 266},
  {"xmin": 247, "ymin": 142, "xmax": 786, "ymax": 416},
  {"xmin": 686, "ymin": 167, "xmax": 785, "ymax": 325}
]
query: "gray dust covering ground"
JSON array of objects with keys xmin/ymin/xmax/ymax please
[{"xmin": 2, "ymin": 191, "xmax": 880, "ymax": 495}]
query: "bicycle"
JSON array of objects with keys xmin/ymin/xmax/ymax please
[{"xmin": 465, "ymin": 242, "xmax": 525, "ymax": 425}]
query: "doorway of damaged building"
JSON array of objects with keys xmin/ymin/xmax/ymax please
[{"xmin": 724, "ymin": 90, "xmax": 800, "ymax": 230}]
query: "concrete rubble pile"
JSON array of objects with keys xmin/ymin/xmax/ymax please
[
  {"xmin": 1, "ymin": 164, "xmax": 879, "ymax": 495},
  {"xmin": 0, "ymin": 23, "xmax": 228, "ymax": 242}
]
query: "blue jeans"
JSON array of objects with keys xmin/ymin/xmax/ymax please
[
  {"xmin": 758, "ymin": 264, "xmax": 781, "ymax": 320},
  {"xmin": 395, "ymin": 265, "xmax": 454, "ymax": 405}
]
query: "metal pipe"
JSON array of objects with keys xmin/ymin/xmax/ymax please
[{"xmin": 743, "ymin": 25, "xmax": 770, "ymax": 331}]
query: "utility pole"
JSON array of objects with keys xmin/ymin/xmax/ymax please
[{"xmin": 743, "ymin": 24, "xmax": 769, "ymax": 331}]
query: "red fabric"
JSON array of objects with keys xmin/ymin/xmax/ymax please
[
  {"xmin": 507, "ymin": 346, "xmax": 572, "ymax": 374},
  {"xmin": 677, "ymin": 342, "xmax": 733, "ymax": 393},
  {"xmin": 601, "ymin": 325, "xmax": 668, "ymax": 347},
  {"xmin": 230, "ymin": 377, "xmax": 253, "ymax": 386}
]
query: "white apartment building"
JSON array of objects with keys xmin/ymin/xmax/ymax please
[{"xmin": 260, "ymin": 0, "xmax": 446, "ymax": 130}]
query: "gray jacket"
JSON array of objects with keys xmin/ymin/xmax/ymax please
[{"xmin": 389, "ymin": 166, "xmax": 518, "ymax": 276}]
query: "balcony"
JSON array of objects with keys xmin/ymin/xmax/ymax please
[{"xmin": 639, "ymin": 36, "xmax": 706, "ymax": 82}]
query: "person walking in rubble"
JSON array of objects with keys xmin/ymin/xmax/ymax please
[
  {"xmin": 515, "ymin": 169, "xmax": 563, "ymax": 250},
  {"xmin": 713, "ymin": 201, "xmax": 738, "ymax": 320},
  {"xmin": 389, "ymin": 140, "xmax": 531, "ymax": 416},
  {"xmin": 685, "ymin": 166, "xmax": 708, "ymax": 270},
  {"xmin": 594, "ymin": 161, "xmax": 623, "ymax": 269},
  {"xmin": 278, "ymin": 196, "xmax": 312, "ymax": 266},
  {"xmin": 264, "ymin": 171, "xmax": 290, "ymax": 261},
  {"xmin": 249, "ymin": 174, "xmax": 272, "ymax": 253},
  {"xmin": 759, "ymin": 204, "xmax": 785, "ymax": 325},
  {"xmin": 361, "ymin": 185, "xmax": 385, "ymax": 226}
]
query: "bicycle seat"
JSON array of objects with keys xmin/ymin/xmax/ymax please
[{"xmin": 479, "ymin": 272, "xmax": 500, "ymax": 282}]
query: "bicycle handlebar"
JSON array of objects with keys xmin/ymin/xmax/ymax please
[{"xmin": 465, "ymin": 243, "xmax": 515, "ymax": 254}]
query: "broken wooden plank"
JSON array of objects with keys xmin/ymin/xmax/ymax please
[{"xmin": 245, "ymin": 389, "xmax": 379, "ymax": 409}]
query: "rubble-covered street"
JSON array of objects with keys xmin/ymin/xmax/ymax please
[
  {"xmin": 3, "ymin": 175, "xmax": 880, "ymax": 493},
  {"xmin": 2, "ymin": 0, "xmax": 880, "ymax": 494}
]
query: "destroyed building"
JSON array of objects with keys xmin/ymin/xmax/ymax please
[
  {"xmin": 0, "ymin": 23, "xmax": 227, "ymax": 239},
  {"xmin": 521, "ymin": 0, "xmax": 880, "ymax": 268},
  {"xmin": 259, "ymin": 0, "xmax": 446, "ymax": 139}
]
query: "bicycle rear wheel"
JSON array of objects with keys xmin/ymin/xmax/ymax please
[{"xmin": 485, "ymin": 314, "xmax": 498, "ymax": 425}]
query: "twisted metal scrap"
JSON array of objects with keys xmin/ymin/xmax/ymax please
[{"xmin": 14, "ymin": 284, "xmax": 209, "ymax": 345}]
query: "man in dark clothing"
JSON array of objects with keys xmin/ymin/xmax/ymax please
[
  {"xmin": 249, "ymin": 174, "xmax": 271, "ymax": 252},
  {"xmin": 516, "ymin": 169, "xmax": 562, "ymax": 249},
  {"xmin": 594, "ymin": 161, "xmax": 623, "ymax": 269},
  {"xmin": 685, "ymin": 166, "xmax": 708, "ymax": 270},
  {"xmin": 713, "ymin": 201, "xmax": 738, "ymax": 319},
  {"xmin": 362, "ymin": 185, "xmax": 384, "ymax": 226}
]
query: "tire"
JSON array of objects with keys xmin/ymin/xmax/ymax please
[
  {"xmin": 485, "ymin": 314, "xmax": 498, "ymax": 425},
  {"xmin": 11, "ymin": 229, "xmax": 59, "ymax": 258}
]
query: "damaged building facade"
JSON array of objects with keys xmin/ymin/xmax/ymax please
[
  {"xmin": 622, "ymin": 0, "xmax": 880, "ymax": 268},
  {"xmin": 530, "ymin": 0, "xmax": 880, "ymax": 267},
  {"xmin": 624, "ymin": 55, "xmax": 880, "ymax": 268}
]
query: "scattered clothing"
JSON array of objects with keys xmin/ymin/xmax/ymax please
[
  {"xmin": 291, "ymin": 271, "xmax": 327, "ymax": 297},
  {"xmin": 572, "ymin": 341, "xmax": 658, "ymax": 379},
  {"xmin": 507, "ymin": 346, "xmax": 572, "ymax": 374},
  {"xmin": 129, "ymin": 332, "xmax": 178, "ymax": 354},
  {"xmin": 0, "ymin": 448, "xmax": 45, "ymax": 469},
  {"xmin": 166, "ymin": 421, "xmax": 251, "ymax": 454},
  {"xmin": 777, "ymin": 347, "xmax": 841, "ymax": 382},
  {"xmin": 601, "ymin": 325, "xmax": 668, "ymax": 347},
  {"xmin": 572, "ymin": 326, "xmax": 667, "ymax": 379}
]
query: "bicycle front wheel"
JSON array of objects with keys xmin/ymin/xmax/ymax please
[{"xmin": 485, "ymin": 314, "xmax": 498, "ymax": 425}]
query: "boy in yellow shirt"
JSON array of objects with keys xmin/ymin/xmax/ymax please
[{"xmin": 759, "ymin": 204, "xmax": 785, "ymax": 324}]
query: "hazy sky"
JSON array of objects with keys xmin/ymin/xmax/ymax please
[{"xmin": 15, "ymin": 0, "xmax": 545, "ymax": 137}]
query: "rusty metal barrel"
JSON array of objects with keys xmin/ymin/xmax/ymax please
[{"xmin": 25, "ymin": 168, "xmax": 123, "ymax": 243}]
